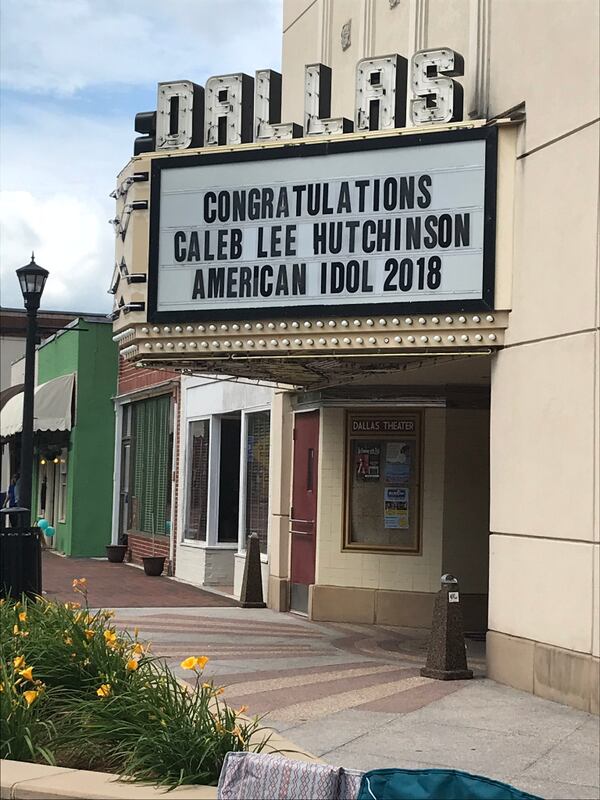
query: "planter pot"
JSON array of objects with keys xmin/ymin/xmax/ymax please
[
  {"xmin": 142, "ymin": 556, "xmax": 165, "ymax": 576},
  {"xmin": 106, "ymin": 544, "xmax": 127, "ymax": 563}
]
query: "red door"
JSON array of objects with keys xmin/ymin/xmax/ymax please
[{"xmin": 290, "ymin": 411, "xmax": 319, "ymax": 613}]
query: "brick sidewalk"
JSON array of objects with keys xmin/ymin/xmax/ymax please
[{"xmin": 42, "ymin": 551, "xmax": 236, "ymax": 608}]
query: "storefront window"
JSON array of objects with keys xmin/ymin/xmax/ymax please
[
  {"xmin": 130, "ymin": 395, "xmax": 173, "ymax": 536},
  {"xmin": 185, "ymin": 419, "xmax": 210, "ymax": 540},
  {"xmin": 345, "ymin": 412, "xmax": 421, "ymax": 553},
  {"xmin": 245, "ymin": 411, "xmax": 270, "ymax": 554}
]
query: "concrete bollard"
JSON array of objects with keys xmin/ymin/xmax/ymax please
[
  {"xmin": 420, "ymin": 574, "xmax": 473, "ymax": 680},
  {"xmin": 239, "ymin": 533, "xmax": 267, "ymax": 608}
]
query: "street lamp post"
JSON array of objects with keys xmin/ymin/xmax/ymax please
[{"xmin": 16, "ymin": 253, "xmax": 49, "ymax": 522}]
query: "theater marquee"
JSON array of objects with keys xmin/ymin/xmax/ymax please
[{"xmin": 148, "ymin": 127, "xmax": 496, "ymax": 322}]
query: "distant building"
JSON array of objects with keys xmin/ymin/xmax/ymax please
[
  {"xmin": 0, "ymin": 307, "xmax": 108, "ymax": 505},
  {"xmin": 1, "ymin": 316, "xmax": 117, "ymax": 556}
]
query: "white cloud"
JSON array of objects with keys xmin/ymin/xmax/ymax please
[
  {"xmin": 0, "ymin": 0, "xmax": 282, "ymax": 95},
  {"xmin": 0, "ymin": 105, "xmax": 132, "ymax": 312},
  {"xmin": 0, "ymin": 191, "xmax": 112, "ymax": 312}
]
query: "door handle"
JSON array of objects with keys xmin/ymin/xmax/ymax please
[{"xmin": 289, "ymin": 518, "xmax": 315, "ymax": 524}]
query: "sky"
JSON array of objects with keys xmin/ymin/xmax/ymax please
[{"xmin": 0, "ymin": 0, "xmax": 283, "ymax": 313}]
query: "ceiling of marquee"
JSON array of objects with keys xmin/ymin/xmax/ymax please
[{"xmin": 135, "ymin": 350, "xmax": 492, "ymax": 391}]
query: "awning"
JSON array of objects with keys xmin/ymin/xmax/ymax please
[
  {"xmin": 0, "ymin": 373, "xmax": 75, "ymax": 438},
  {"xmin": 0, "ymin": 383, "xmax": 24, "ymax": 411}
]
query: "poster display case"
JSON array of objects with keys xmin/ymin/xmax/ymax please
[{"xmin": 344, "ymin": 411, "xmax": 422, "ymax": 553}]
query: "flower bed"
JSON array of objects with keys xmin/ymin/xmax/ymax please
[{"xmin": 0, "ymin": 579, "xmax": 269, "ymax": 788}]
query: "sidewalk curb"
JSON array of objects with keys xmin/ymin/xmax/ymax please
[{"xmin": 1, "ymin": 734, "xmax": 318, "ymax": 799}]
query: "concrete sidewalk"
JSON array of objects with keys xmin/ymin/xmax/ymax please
[{"xmin": 114, "ymin": 606, "xmax": 600, "ymax": 800}]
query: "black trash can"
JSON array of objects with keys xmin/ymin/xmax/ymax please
[{"xmin": 0, "ymin": 508, "xmax": 42, "ymax": 599}]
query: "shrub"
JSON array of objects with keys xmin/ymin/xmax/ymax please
[
  {"xmin": 0, "ymin": 586, "xmax": 269, "ymax": 786},
  {"xmin": 57, "ymin": 660, "xmax": 270, "ymax": 786},
  {"xmin": 0, "ymin": 652, "xmax": 55, "ymax": 764}
]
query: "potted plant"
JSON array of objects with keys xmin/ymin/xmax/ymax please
[
  {"xmin": 142, "ymin": 516, "xmax": 165, "ymax": 576},
  {"xmin": 106, "ymin": 535, "xmax": 128, "ymax": 563}
]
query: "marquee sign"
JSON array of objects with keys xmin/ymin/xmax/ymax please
[{"xmin": 148, "ymin": 127, "xmax": 497, "ymax": 322}]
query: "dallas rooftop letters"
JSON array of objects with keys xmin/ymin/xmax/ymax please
[{"xmin": 134, "ymin": 49, "xmax": 464, "ymax": 154}]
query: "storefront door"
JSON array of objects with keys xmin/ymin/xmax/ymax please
[{"xmin": 290, "ymin": 410, "xmax": 319, "ymax": 613}]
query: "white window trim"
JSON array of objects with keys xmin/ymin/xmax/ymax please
[
  {"xmin": 58, "ymin": 448, "xmax": 68, "ymax": 523},
  {"xmin": 182, "ymin": 415, "xmax": 213, "ymax": 546},
  {"xmin": 238, "ymin": 405, "xmax": 272, "ymax": 556},
  {"xmin": 182, "ymin": 403, "xmax": 272, "ymax": 552}
]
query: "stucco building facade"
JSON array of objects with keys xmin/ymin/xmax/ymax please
[{"xmin": 108, "ymin": 0, "xmax": 599, "ymax": 713}]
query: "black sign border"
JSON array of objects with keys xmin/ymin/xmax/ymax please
[{"xmin": 148, "ymin": 126, "xmax": 497, "ymax": 323}]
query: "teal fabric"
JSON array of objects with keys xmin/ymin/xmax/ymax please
[{"xmin": 357, "ymin": 769, "xmax": 542, "ymax": 800}]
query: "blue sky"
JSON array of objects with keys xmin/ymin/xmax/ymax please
[{"xmin": 0, "ymin": 0, "xmax": 282, "ymax": 312}]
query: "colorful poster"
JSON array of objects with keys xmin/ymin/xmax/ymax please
[
  {"xmin": 383, "ymin": 487, "xmax": 409, "ymax": 529},
  {"xmin": 355, "ymin": 444, "xmax": 380, "ymax": 481},
  {"xmin": 384, "ymin": 442, "xmax": 411, "ymax": 484}
]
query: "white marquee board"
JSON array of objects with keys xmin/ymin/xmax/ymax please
[{"xmin": 148, "ymin": 129, "xmax": 496, "ymax": 321}]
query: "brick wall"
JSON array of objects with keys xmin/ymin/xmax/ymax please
[
  {"xmin": 127, "ymin": 532, "xmax": 173, "ymax": 573},
  {"xmin": 118, "ymin": 359, "xmax": 179, "ymax": 395}
]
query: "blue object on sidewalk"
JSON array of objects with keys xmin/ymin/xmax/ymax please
[{"xmin": 357, "ymin": 769, "xmax": 542, "ymax": 800}]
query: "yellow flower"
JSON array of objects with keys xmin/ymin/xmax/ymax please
[
  {"xmin": 96, "ymin": 683, "xmax": 111, "ymax": 698},
  {"xmin": 13, "ymin": 624, "xmax": 19, "ymax": 635},
  {"xmin": 18, "ymin": 667, "xmax": 34, "ymax": 682},
  {"xmin": 215, "ymin": 687, "xmax": 225, "ymax": 696},
  {"xmin": 103, "ymin": 610, "xmax": 115, "ymax": 619},
  {"xmin": 180, "ymin": 655, "xmax": 209, "ymax": 671},
  {"xmin": 84, "ymin": 629, "xmax": 95, "ymax": 641},
  {"xmin": 126, "ymin": 659, "xmax": 138, "ymax": 671},
  {"xmin": 72, "ymin": 577, "xmax": 87, "ymax": 587},
  {"xmin": 103, "ymin": 630, "xmax": 117, "ymax": 646},
  {"xmin": 13, "ymin": 655, "xmax": 25, "ymax": 670},
  {"xmin": 237, "ymin": 705, "xmax": 249, "ymax": 714},
  {"xmin": 23, "ymin": 690, "xmax": 39, "ymax": 707},
  {"xmin": 18, "ymin": 611, "xmax": 27, "ymax": 622},
  {"xmin": 70, "ymin": 602, "xmax": 81, "ymax": 609},
  {"xmin": 202, "ymin": 682, "xmax": 212, "ymax": 690},
  {"xmin": 64, "ymin": 636, "xmax": 73, "ymax": 646}
]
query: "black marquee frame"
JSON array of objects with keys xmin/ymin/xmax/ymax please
[{"xmin": 147, "ymin": 126, "xmax": 498, "ymax": 323}]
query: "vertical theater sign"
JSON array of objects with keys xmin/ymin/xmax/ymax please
[{"xmin": 110, "ymin": 48, "xmax": 510, "ymax": 387}]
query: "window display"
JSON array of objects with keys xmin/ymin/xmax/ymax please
[{"xmin": 345, "ymin": 412, "xmax": 421, "ymax": 552}]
